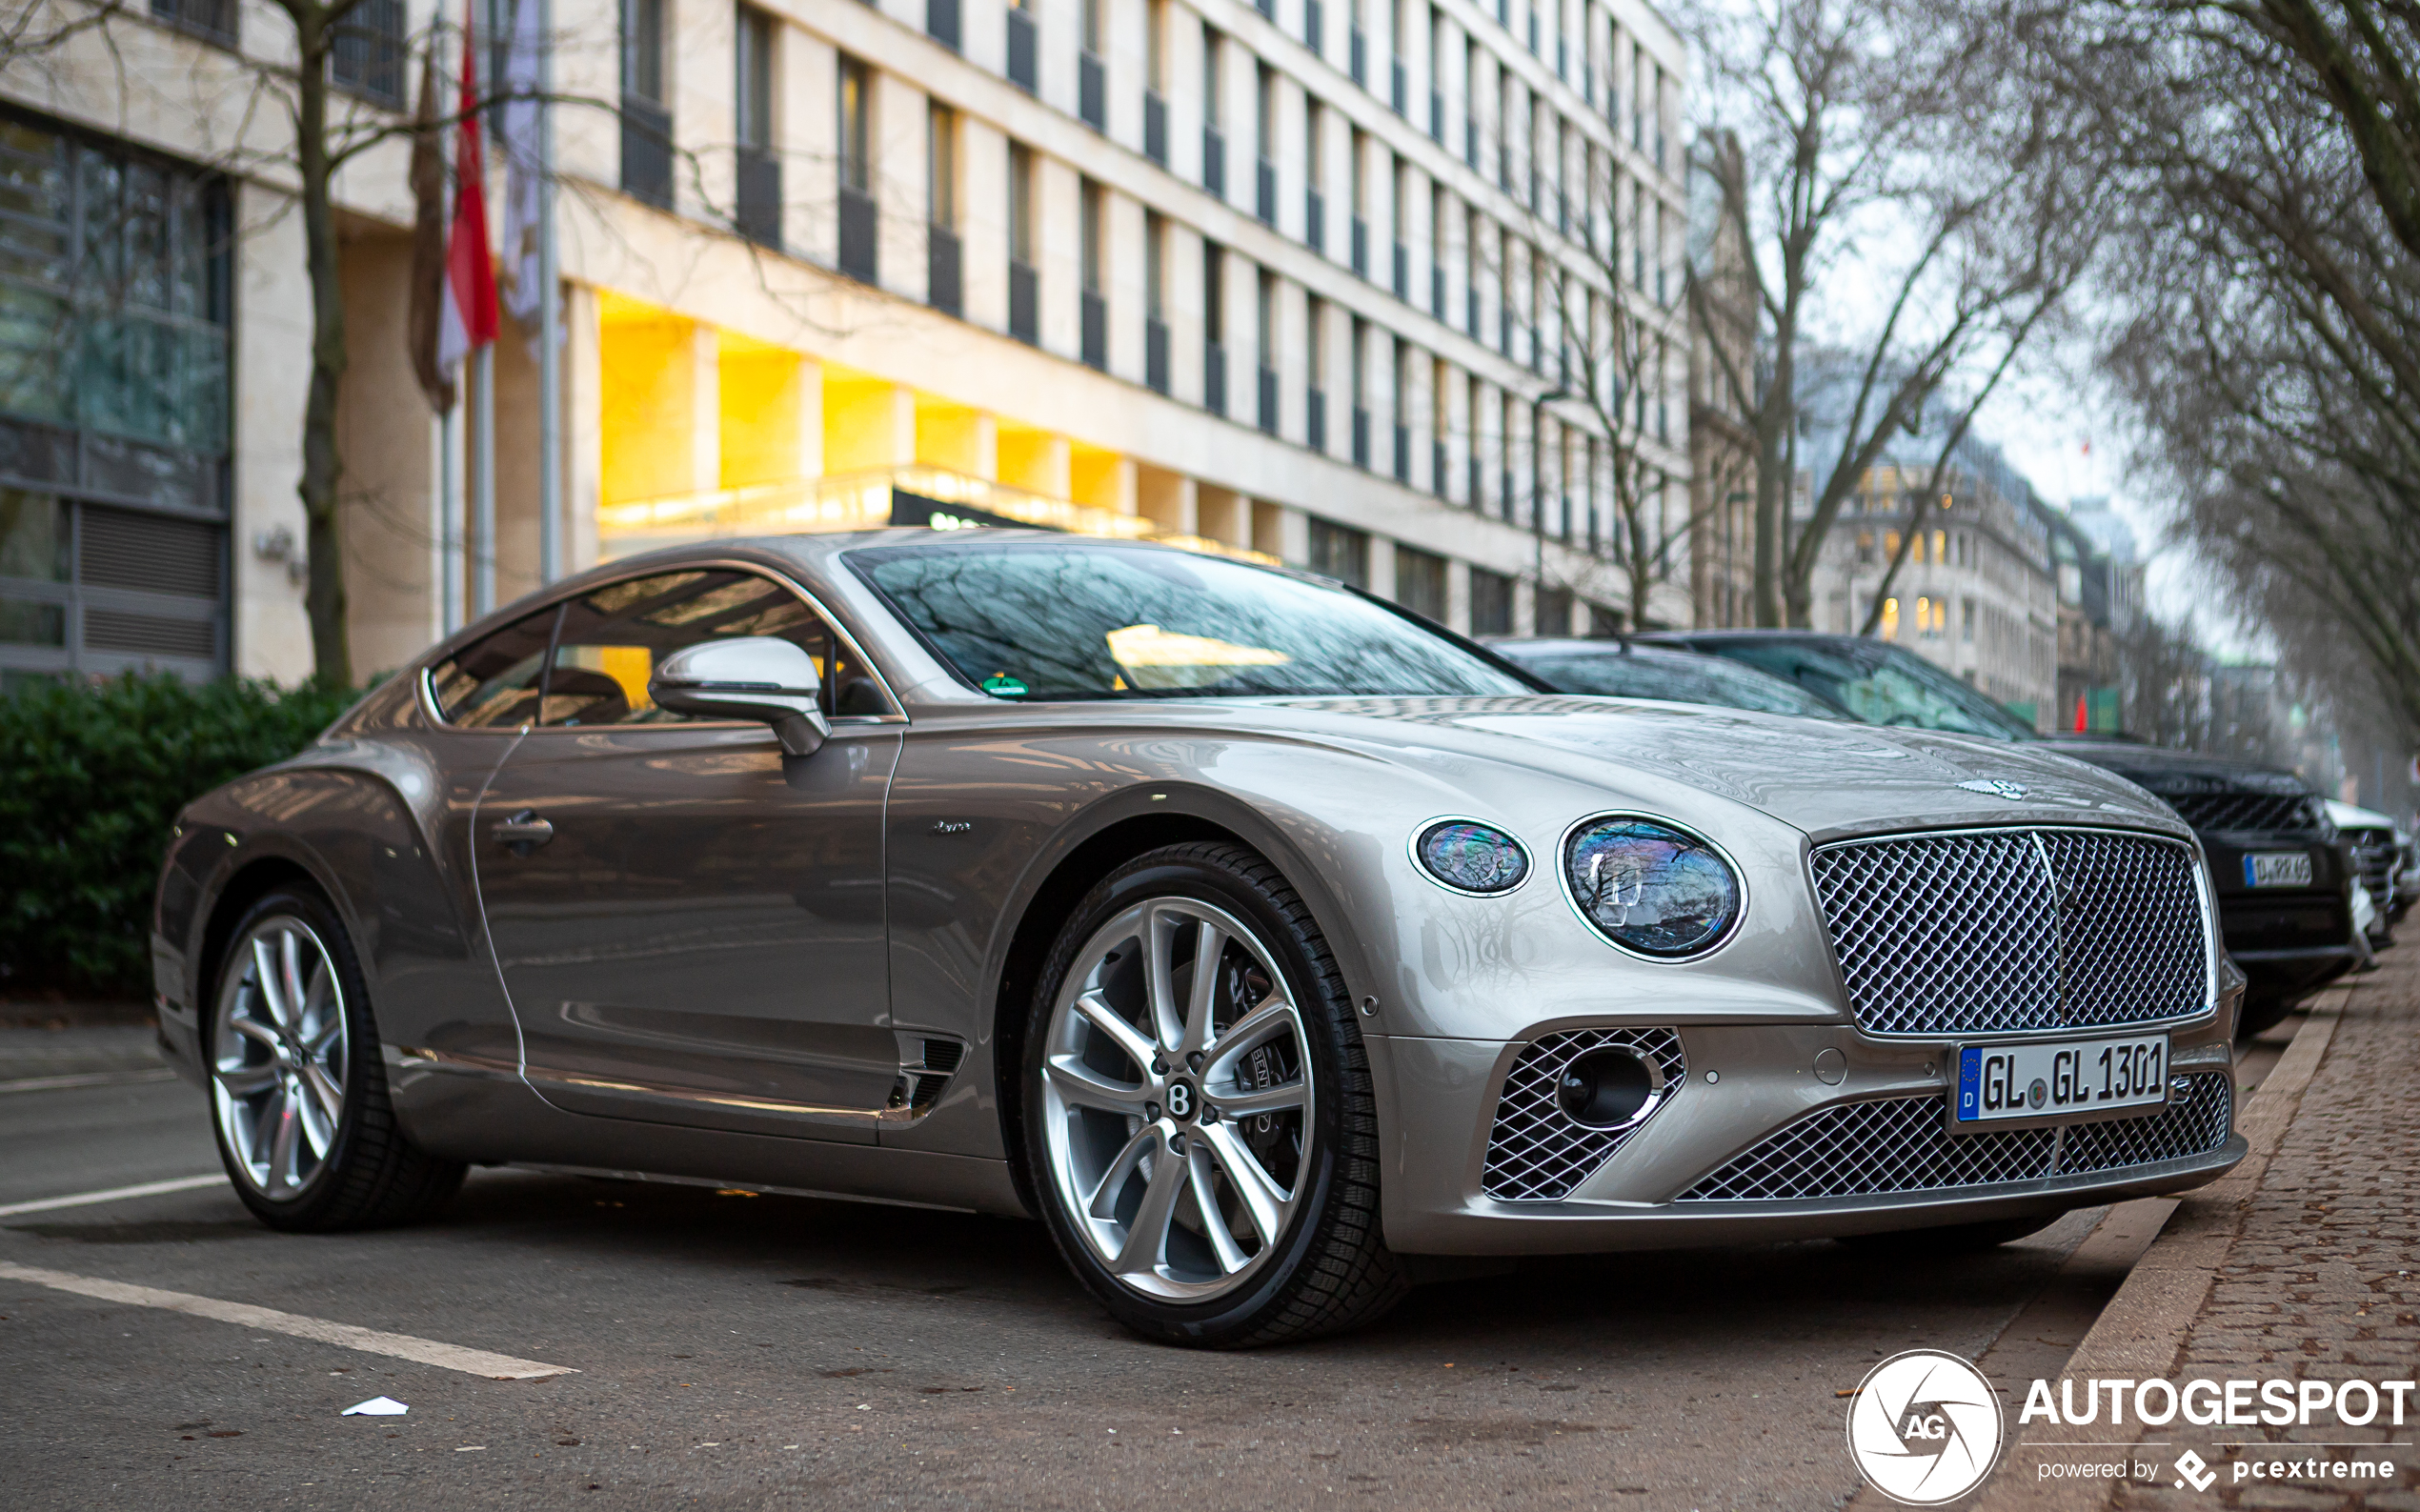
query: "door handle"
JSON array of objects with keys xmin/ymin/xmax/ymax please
[{"xmin": 491, "ymin": 810, "xmax": 554, "ymax": 855}]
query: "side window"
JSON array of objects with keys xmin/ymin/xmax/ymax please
[
  {"xmin": 539, "ymin": 570, "xmax": 882, "ymax": 728},
  {"xmin": 427, "ymin": 607, "xmax": 560, "ymax": 727}
]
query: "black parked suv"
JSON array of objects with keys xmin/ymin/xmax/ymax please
[{"xmin": 1644, "ymin": 631, "xmax": 2363, "ymax": 1038}]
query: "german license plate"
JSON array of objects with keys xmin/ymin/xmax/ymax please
[
  {"xmin": 1954, "ymin": 1034, "xmax": 2168, "ymax": 1126},
  {"xmin": 2244, "ymin": 852, "xmax": 2312, "ymax": 887}
]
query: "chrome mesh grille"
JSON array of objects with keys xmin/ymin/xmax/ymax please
[
  {"xmin": 2057, "ymin": 1074, "xmax": 2232, "ymax": 1174},
  {"xmin": 1482, "ymin": 1028, "xmax": 1685, "ymax": 1202},
  {"xmin": 1677, "ymin": 1071, "xmax": 2233, "ymax": 1201},
  {"xmin": 2166, "ymin": 792, "xmax": 2320, "ymax": 834},
  {"xmin": 1676, "ymin": 1095, "xmax": 2054, "ymax": 1201},
  {"xmin": 1808, "ymin": 828, "xmax": 2207, "ymax": 1038}
]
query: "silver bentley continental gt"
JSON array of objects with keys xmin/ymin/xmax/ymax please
[{"xmin": 151, "ymin": 531, "xmax": 2248, "ymax": 1346}]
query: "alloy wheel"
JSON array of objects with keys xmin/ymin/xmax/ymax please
[
  {"xmin": 212, "ymin": 915, "xmax": 350, "ymax": 1200},
  {"xmin": 1039, "ymin": 897, "xmax": 1316, "ymax": 1302}
]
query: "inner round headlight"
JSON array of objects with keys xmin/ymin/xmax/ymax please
[
  {"xmin": 1563, "ymin": 816, "xmax": 1742, "ymax": 957},
  {"xmin": 1415, "ymin": 819, "xmax": 1530, "ymax": 895}
]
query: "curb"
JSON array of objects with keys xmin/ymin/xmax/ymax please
[{"xmin": 1970, "ymin": 989, "xmax": 2349, "ymax": 1512}]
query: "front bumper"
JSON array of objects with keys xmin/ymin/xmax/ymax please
[{"xmin": 1372, "ymin": 1019, "xmax": 2241, "ymax": 1256}]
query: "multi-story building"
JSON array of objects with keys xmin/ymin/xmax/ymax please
[
  {"xmin": 2047, "ymin": 496, "xmax": 2136, "ymax": 734},
  {"xmin": 1800, "ymin": 430, "xmax": 2058, "ymax": 729},
  {"xmin": 1, "ymin": 0, "xmax": 1690, "ymax": 684}
]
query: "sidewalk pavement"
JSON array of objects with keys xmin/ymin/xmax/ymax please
[
  {"xmin": 0, "ymin": 1019, "xmax": 168, "ymax": 1085},
  {"xmin": 1981, "ymin": 948, "xmax": 2420, "ymax": 1511}
]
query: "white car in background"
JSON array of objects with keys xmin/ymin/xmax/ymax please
[{"xmin": 2327, "ymin": 799, "xmax": 2402, "ymax": 949}]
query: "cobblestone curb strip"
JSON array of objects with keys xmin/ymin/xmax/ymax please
[{"xmin": 1976, "ymin": 954, "xmax": 2419, "ymax": 1512}]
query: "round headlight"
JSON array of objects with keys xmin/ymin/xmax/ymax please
[
  {"xmin": 1414, "ymin": 819, "xmax": 1530, "ymax": 895},
  {"xmin": 1563, "ymin": 816, "xmax": 1742, "ymax": 957}
]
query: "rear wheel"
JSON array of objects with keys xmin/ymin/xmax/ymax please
[
  {"xmin": 1022, "ymin": 842, "xmax": 1407, "ymax": 1347},
  {"xmin": 208, "ymin": 886, "xmax": 465, "ymax": 1231}
]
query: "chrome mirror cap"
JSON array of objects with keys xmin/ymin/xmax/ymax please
[{"xmin": 649, "ymin": 635, "xmax": 832, "ymax": 756}]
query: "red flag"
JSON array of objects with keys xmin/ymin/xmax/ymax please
[{"xmin": 438, "ymin": 0, "xmax": 499, "ymax": 373}]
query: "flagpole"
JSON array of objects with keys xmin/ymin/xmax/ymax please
[
  {"xmin": 441, "ymin": 406, "xmax": 461, "ymax": 633},
  {"xmin": 474, "ymin": 343, "xmax": 495, "ymax": 615},
  {"xmin": 535, "ymin": 0, "xmax": 560, "ymax": 585}
]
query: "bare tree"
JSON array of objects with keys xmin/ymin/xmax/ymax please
[
  {"xmin": 1683, "ymin": 0, "xmax": 2105, "ymax": 628},
  {"xmin": 1492, "ymin": 137, "xmax": 1700, "ymax": 628},
  {"xmin": 2047, "ymin": 0, "xmax": 2420, "ymax": 735}
]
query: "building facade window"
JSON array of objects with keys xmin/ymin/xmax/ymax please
[
  {"xmin": 620, "ymin": 0, "xmax": 674, "ymax": 208},
  {"xmin": 927, "ymin": 103, "xmax": 962, "ymax": 315},
  {"xmin": 1256, "ymin": 270, "xmax": 1279, "ymax": 433},
  {"xmin": 0, "ymin": 111, "xmax": 233, "ymax": 683},
  {"xmin": 1079, "ymin": 177, "xmax": 1107, "ymax": 368},
  {"xmin": 1007, "ymin": 0, "xmax": 1039, "ymax": 92},
  {"xmin": 1144, "ymin": 212, "xmax": 1170, "ymax": 393},
  {"xmin": 1469, "ymin": 565, "xmax": 1513, "ymax": 635},
  {"xmin": 837, "ymin": 54, "xmax": 877, "ymax": 282},
  {"xmin": 1395, "ymin": 543, "xmax": 1446, "ymax": 620},
  {"xmin": 1308, "ymin": 517, "xmax": 1368, "ymax": 587},
  {"xmin": 1145, "ymin": 0, "xmax": 1170, "ymax": 164},
  {"xmin": 1304, "ymin": 102, "xmax": 1326, "ymax": 255},
  {"xmin": 1305, "ymin": 294, "xmax": 1327, "ymax": 451},
  {"xmin": 1008, "ymin": 141, "xmax": 1039, "ymax": 344},
  {"xmin": 734, "ymin": 6, "xmax": 780, "ymax": 248},
  {"xmin": 1202, "ymin": 241, "xmax": 1227, "ymax": 414},
  {"xmin": 1079, "ymin": 0, "xmax": 1106, "ymax": 128},
  {"xmin": 332, "ymin": 0, "xmax": 407, "ymax": 107},
  {"xmin": 1201, "ymin": 28, "xmax": 1226, "ymax": 197}
]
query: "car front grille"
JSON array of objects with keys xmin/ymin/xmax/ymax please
[
  {"xmin": 1809, "ymin": 827, "xmax": 2208, "ymax": 1038},
  {"xmin": 1482, "ymin": 1027, "xmax": 1685, "ymax": 1202},
  {"xmin": 2165, "ymin": 792, "xmax": 2321, "ymax": 834},
  {"xmin": 2347, "ymin": 831, "xmax": 2395, "ymax": 909},
  {"xmin": 1675, "ymin": 1071, "xmax": 2232, "ymax": 1201}
]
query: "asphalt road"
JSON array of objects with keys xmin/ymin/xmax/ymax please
[{"xmin": 0, "ymin": 1056, "xmax": 2190, "ymax": 1512}]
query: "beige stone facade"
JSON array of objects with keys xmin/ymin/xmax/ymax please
[{"xmin": 4, "ymin": 0, "xmax": 1692, "ymax": 682}]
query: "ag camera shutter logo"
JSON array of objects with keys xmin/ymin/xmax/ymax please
[{"xmin": 1846, "ymin": 1349, "xmax": 2006, "ymax": 1504}]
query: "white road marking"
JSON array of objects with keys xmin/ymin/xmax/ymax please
[
  {"xmin": 0, "ymin": 1262, "xmax": 576, "ymax": 1381},
  {"xmin": 0, "ymin": 1174, "xmax": 227, "ymax": 1218},
  {"xmin": 0, "ymin": 1069, "xmax": 178, "ymax": 1095}
]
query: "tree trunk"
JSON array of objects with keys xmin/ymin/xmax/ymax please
[
  {"xmin": 292, "ymin": 12, "xmax": 353, "ymax": 689},
  {"xmin": 1752, "ymin": 342, "xmax": 1790, "ymax": 628}
]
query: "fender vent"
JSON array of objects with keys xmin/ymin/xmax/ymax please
[{"xmin": 886, "ymin": 1036, "xmax": 966, "ymax": 1118}]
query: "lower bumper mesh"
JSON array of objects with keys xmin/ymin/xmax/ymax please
[
  {"xmin": 1676, "ymin": 1072, "xmax": 2232, "ymax": 1202},
  {"xmin": 1482, "ymin": 1028, "xmax": 1686, "ymax": 1201}
]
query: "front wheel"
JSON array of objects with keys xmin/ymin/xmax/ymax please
[
  {"xmin": 208, "ymin": 885, "xmax": 465, "ymax": 1231},
  {"xmin": 1022, "ymin": 842, "xmax": 1407, "ymax": 1347}
]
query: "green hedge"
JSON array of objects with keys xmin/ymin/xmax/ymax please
[{"xmin": 0, "ymin": 674, "xmax": 361, "ymax": 997}]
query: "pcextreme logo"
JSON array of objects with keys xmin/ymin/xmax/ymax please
[{"xmin": 1845, "ymin": 1350, "xmax": 2006, "ymax": 1505}]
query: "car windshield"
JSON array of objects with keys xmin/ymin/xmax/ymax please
[
  {"xmin": 1502, "ymin": 645, "xmax": 1845, "ymax": 719},
  {"xmin": 850, "ymin": 540, "xmax": 1533, "ymax": 700},
  {"xmin": 1683, "ymin": 636, "xmax": 2040, "ymax": 740}
]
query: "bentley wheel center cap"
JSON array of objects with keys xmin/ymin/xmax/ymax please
[{"xmin": 1163, "ymin": 1076, "xmax": 1200, "ymax": 1123}]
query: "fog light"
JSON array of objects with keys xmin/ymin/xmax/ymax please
[{"xmin": 1556, "ymin": 1046, "xmax": 1664, "ymax": 1129}]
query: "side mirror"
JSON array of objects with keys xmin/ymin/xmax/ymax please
[{"xmin": 649, "ymin": 636, "xmax": 830, "ymax": 756}]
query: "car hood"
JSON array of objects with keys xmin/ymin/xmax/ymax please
[
  {"xmin": 2037, "ymin": 739, "xmax": 2309, "ymax": 798},
  {"xmin": 1267, "ymin": 696, "xmax": 2188, "ymax": 842},
  {"xmin": 2325, "ymin": 798, "xmax": 2396, "ymax": 831}
]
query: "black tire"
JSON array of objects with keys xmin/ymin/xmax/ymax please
[
  {"xmin": 207, "ymin": 885, "xmax": 466, "ymax": 1232},
  {"xmin": 1836, "ymin": 1214, "xmax": 2065, "ymax": 1254},
  {"xmin": 1020, "ymin": 841, "xmax": 1409, "ymax": 1347}
]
